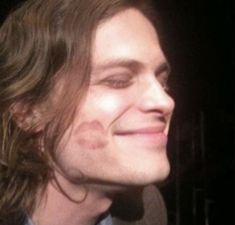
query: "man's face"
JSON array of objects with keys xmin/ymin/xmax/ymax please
[{"xmin": 55, "ymin": 9, "xmax": 175, "ymax": 188}]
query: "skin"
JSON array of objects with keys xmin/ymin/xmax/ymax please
[
  {"xmin": 32, "ymin": 8, "xmax": 175, "ymax": 225},
  {"xmin": 75, "ymin": 120, "xmax": 108, "ymax": 150}
]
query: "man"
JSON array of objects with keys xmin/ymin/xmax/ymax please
[{"xmin": 0, "ymin": 0, "xmax": 175, "ymax": 225}]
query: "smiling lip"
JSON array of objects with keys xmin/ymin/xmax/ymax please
[
  {"xmin": 114, "ymin": 127, "xmax": 167, "ymax": 147},
  {"xmin": 114, "ymin": 126, "xmax": 166, "ymax": 135}
]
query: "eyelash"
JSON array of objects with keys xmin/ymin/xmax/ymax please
[
  {"xmin": 157, "ymin": 73, "xmax": 170, "ymax": 92},
  {"xmin": 101, "ymin": 75, "xmax": 133, "ymax": 89},
  {"xmin": 98, "ymin": 73, "xmax": 170, "ymax": 91},
  {"xmin": 163, "ymin": 83, "xmax": 170, "ymax": 92}
]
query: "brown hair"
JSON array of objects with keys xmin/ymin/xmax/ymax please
[{"xmin": 0, "ymin": 0, "xmax": 156, "ymax": 223}]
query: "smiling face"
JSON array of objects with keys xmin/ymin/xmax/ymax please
[{"xmin": 54, "ymin": 8, "xmax": 175, "ymax": 189}]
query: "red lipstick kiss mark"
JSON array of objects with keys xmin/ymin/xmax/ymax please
[{"xmin": 75, "ymin": 120, "xmax": 108, "ymax": 150}]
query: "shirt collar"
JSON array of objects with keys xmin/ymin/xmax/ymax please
[{"xmin": 25, "ymin": 213, "xmax": 113, "ymax": 225}]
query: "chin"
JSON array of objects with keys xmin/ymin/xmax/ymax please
[
  {"xmin": 135, "ymin": 160, "xmax": 170, "ymax": 186},
  {"xmin": 142, "ymin": 159, "xmax": 170, "ymax": 184},
  {"xmin": 153, "ymin": 163, "xmax": 170, "ymax": 183},
  {"xmin": 114, "ymin": 164, "xmax": 170, "ymax": 189},
  {"xmin": 123, "ymin": 152, "xmax": 170, "ymax": 186}
]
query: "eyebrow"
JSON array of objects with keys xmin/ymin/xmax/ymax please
[{"xmin": 92, "ymin": 58, "xmax": 171, "ymax": 76}]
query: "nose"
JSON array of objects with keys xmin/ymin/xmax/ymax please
[{"xmin": 137, "ymin": 77, "xmax": 175, "ymax": 116}]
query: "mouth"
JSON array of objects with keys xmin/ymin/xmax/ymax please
[
  {"xmin": 114, "ymin": 127, "xmax": 168, "ymax": 148},
  {"xmin": 114, "ymin": 127, "xmax": 165, "ymax": 135}
]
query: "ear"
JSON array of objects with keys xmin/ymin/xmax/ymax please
[{"xmin": 10, "ymin": 102, "xmax": 45, "ymax": 133}]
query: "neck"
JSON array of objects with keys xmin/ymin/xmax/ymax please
[{"xmin": 32, "ymin": 173, "xmax": 113, "ymax": 225}]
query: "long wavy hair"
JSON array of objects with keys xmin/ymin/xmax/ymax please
[{"xmin": 0, "ymin": 0, "xmax": 157, "ymax": 223}]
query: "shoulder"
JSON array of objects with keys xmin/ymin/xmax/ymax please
[{"xmin": 111, "ymin": 185, "xmax": 167, "ymax": 225}]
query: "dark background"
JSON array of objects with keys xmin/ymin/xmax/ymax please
[
  {"xmin": 154, "ymin": 1, "xmax": 234, "ymax": 225},
  {"xmin": 0, "ymin": 0, "xmax": 234, "ymax": 225}
]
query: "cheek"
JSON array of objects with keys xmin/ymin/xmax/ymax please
[
  {"xmin": 73, "ymin": 92, "xmax": 133, "ymax": 150},
  {"xmin": 87, "ymin": 86, "xmax": 138, "ymax": 119},
  {"xmin": 74, "ymin": 120, "xmax": 108, "ymax": 150},
  {"xmin": 94, "ymin": 94, "xmax": 124, "ymax": 115}
]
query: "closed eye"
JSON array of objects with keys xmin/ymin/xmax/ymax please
[
  {"xmin": 100, "ymin": 74, "xmax": 134, "ymax": 89},
  {"xmin": 154, "ymin": 61, "xmax": 171, "ymax": 92},
  {"xmin": 157, "ymin": 72, "xmax": 170, "ymax": 92}
]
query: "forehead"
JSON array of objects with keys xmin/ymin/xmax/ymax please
[{"xmin": 92, "ymin": 8, "xmax": 166, "ymax": 70}]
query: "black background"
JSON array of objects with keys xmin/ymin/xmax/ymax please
[{"xmin": 154, "ymin": 1, "xmax": 234, "ymax": 225}]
